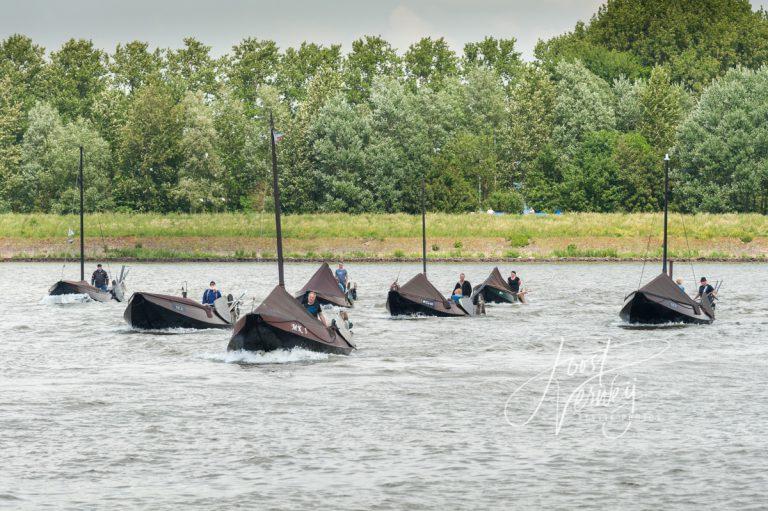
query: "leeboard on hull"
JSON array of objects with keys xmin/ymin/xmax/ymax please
[
  {"xmin": 228, "ymin": 285, "xmax": 355, "ymax": 355},
  {"xmin": 124, "ymin": 292, "xmax": 232, "ymax": 330}
]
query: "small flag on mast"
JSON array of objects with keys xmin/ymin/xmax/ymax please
[{"xmin": 273, "ymin": 131, "xmax": 285, "ymax": 143}]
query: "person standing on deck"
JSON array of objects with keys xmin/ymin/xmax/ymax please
[
  {"xmin": 91, "ymin": 264, "xmax": 109, "ymax": 291},
  {"xmin": 696, "ymin": 277, "xmax": 716, "ymax": 307},
  {"xmin": 507, "ymin": 271, "xmax": 522, "ymax": 294},
  {"xmin": 202, "ymin": 281, "xmax": 221, "ymax": 305},
  {"xmin": 335, "ymin": 263, "xmax": 349, "ymax": 292}
]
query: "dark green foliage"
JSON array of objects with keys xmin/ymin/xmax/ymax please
[{"xmin": 1, "ymin": 2, "xmax": 768, "ymax": 216}]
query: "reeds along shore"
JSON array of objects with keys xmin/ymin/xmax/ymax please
[{"xmin": 1, "ymin": 212, "xmax": 766, "ymax": 262}]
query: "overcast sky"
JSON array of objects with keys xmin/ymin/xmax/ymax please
[{"xmin": 3, "ymin": 0, "xmax": 768, "ymax": 60}]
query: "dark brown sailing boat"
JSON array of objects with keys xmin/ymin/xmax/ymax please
[
  {"xmin": 294, "ymin": 262, "xmax": 352, "ymax": 307},
  {"xmin": 386, "ymin": 177, "xmax": 481, "ymax": 317},
  {"xmin": 48, "ymin": 147, "xmax": 127, "ymax": 303},
  {"xmin": 123, "ymin": 291, "xmax": 237, "ymax": 330},
  {"xmin": 228, "ymin": 113, "xmax": 355, "ymax": 355},
  {"xmin": 619, "ymin": 154, "xmax": 715, "ymax": 325},
  {"xmin": 472, "ymin": 267, "xmax": 519, "ymax": 304}
]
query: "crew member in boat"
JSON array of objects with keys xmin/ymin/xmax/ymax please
[
  {"xmin": 451, "ymin": 286, "xmax": 464, "ymax": 304},
  {"xmin": 202, "ymin": 281, "xmax": 221, "ymax": 305},
  {"xmin": 508, "ymin": 271, "xmax": 521, "ymax": 294},
  {"xmin": 335, "ymin": 263, "xmax": 348, "ymax": 292},
  {"xmin": 508, "ymin": 271, "xmax": 528, "ymax": 300},
  {"xmin": 696, "ymin": 277, "xmax": 716, "ymax": 307},
  {"xmin": 91, "ymin": 264, "xmax": 109, "ymax": 291},
  {"xmin": 304, "ymin": 291, "xmax": 328, "ymax": 326},
  {"xmin": 676, "ymin": 278, "xmax": 685, "ymax": 292},
  {"xmin": 454, "ymin": 273, "xmax": 472, "ymax": 297}
]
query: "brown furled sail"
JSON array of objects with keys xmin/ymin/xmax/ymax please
[
  {"xmin": 229, "ymin": 285, "xmax": 355, "ymax": 354},
  {"xmin": 294, "ymin": 262, "xmax": 351, "ymax": 307},
  {"xmin": 387, "ymin": 272, "xmax": 468, "ymax": 317},
  {"xmin": 472, "ymin": 267, "xmax": 518, "ymax": 304}
]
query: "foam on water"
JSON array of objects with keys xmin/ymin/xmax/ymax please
[
  {"xmin": 199, "ymin": 348, "xmax": 330, "ymax": 364},
  {"xmin": 39, "ymin": 293, "xmax": 91, "ymax": 305}
]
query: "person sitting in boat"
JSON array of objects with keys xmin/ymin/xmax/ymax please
[
  {"xmin": 451, "ymin": 286, "xmax": 464, "ymax": 304},
  {"xmin": 696, "ymin": 277, "xmax": 716, "ymax": 307},
  {"xmin": 91, "ymin": 264, "xmax": 109, "ymax": 291},
  {"xmin": 202, "ymin": 281, "xmax": 221, "ymax": 305},
  {"xmin": 304, "ymin": 291, "xmax": 329, "ymax": 326},
  {"xmin": 676, "ymin": 278, "xmax": 685, "ymax": 292},
  {"xmin": 335, "ymin": 263, "xmax": 348, "ymax": 293},
  {"xmin": 454, "ymin": 273, "xmax": 472, "ymax": 297}
]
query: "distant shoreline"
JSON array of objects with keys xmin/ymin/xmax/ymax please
[{"xmin": 2, "ymin": 212, "xmax": 766, "ymax": 262}]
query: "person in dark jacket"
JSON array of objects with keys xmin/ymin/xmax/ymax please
[
  {"xmin": 91, "ymin": 264, "xmax": 109, "ymax": 291},
  {"xmin": 453, "ymin": 273, "xmax": 472, "ymax": 297},
  {"xmin": 202, "ymin": 281, "xmax": 221, "ymax": 305},
  {"xmin": 696, "ymin": 277, "xmax": 716, "ymax": 307},
  {"xmin": 508, "ymin": 271, "xmax": 521, "ymax": 293}
]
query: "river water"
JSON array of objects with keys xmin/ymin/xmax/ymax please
[{"xmin": 0, "ymin": 261, "xmax": 766, "ymax": 510}]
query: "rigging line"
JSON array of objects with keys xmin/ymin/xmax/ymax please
[
  {"xmin": 679, "ymin": 212, "xmax": 697, "ymax": 286},
  {"xmin": 637, "ymin": 232, "xmax": 653, "ymax": 290}
]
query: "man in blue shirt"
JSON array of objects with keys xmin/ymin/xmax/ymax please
[
  {"xmin": 202, "ymin": 281, "xmax": 221, "ymax": 305},
  {"xmin": 335, "ymin": 263, "xmax": 348, "ymax": 292}
]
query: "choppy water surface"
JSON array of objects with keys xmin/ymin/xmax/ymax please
[{"xmin": 1, "ymin": 261, "xmax": 766, "ymax": 510}]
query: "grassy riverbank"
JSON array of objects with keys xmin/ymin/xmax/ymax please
[{"xmin": 1, "ymin": 212, "xmax": 766, "ymax": 261}]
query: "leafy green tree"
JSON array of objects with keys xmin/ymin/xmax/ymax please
[
  {"xmin": 612, "ymin": 75, "xmax": 644, "ymax": 132},
  {"xmin": 541, "ymin": 0, "xmax": 768, "ymax": 91},
  {"xmin": 12, "ymin": 102, "xmax": 111, "ymax": 212},
  {"xmin": 343, "ymin": 35, "xmax": 400, "ymax": 104},
  {"xmin": 552, "ymin": 60, "xmax": 616, "ymax": 154},
  {"xmin": 0, "ymin": 34, "xmax": 46, "ymax": 116},
  {"xmin": 676, "ymin": 66, "xmax": 768, "ymax": 213},
  {"xmin": 307, "ymin": 94, "xmax": 376, "ymax": 212},
  {"xmin": 509, "ymin": 65, "xmax": 556, "ymax": 187},
  {"xmin": 404, "ymin": 37, "xmax": 458, "ymax": 89},
  {"xmin": 463, "ymin": 36, "xmax": 522, "ymax": 83},
  {"xmin": 115, "ymin": 82, "xmax": 183, "ymax": 211},
  {"xmin": 45, "ymin": 39, "xmax": 108, "ymax": 120},
  {"xmin": 225, "ymin": 38, "xmax": 280, "ymax": 109},
  {"xmin": 638, "ymin": 66, "xmax": 683, "ymax": 152},
  {"xmin": 213, "ymin": 88, "xmax": 269, "ymax": 210},
  {"xmin": 0, "ymin": 76, "xmax": 23, "ymax": 211},
  {"xmin": 110, "ymin": 41, "xmax": 163, "ymax": 94},
  {"xmin": 277, "ymin": 43, "xmax": 342, "ymax": 104},
  {"xmin": 165, "ymin": 37, "xmax": 221, "ymax": 96}
]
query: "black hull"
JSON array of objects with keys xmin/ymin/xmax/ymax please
[
  {"xmin": 228, "ymin": 314, "xmax": 353, "ymax": 355},
  {"xmin": 124, "ymin": 293, "xmax": 231, "ymax": 330},
  {"xmin": 478, "ymin": 287, "xmax": 518, "ymax": 304},
  {"xmin": 386, "ymin": 290, "xmax": 466, "ymax": 317},
  {"xmin": 620, "ymin": 292, "xmax": 713, "ymax": 325},
  {"xmin": 48, "ymin": 280, "xmax": 113, "ymax": 303}
]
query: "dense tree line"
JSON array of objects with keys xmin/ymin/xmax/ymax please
[{"xmin": 1, "ymin": 0, "xmax": 768, "ymax": 214}]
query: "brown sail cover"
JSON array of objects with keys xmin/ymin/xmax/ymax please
[
  {"xmin": 294, "ymin": 262, "xmax": 350, "ymax": 307},
  {"xmin": 637, "ymin": 272, "xmax": 714, "ymax": 318},
  {"xmin": 397, "ymin": 272, "xmax": 450, "ymax": 305},
  {"xmin": 476, "ymin": 267, "xmax": 513, "ymax": 293},
  {"xmin": 260, "ymin": 285, "xmax": 341, "ymax": 345}
]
